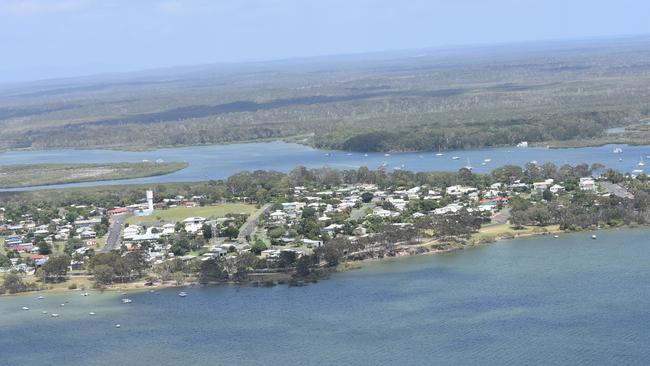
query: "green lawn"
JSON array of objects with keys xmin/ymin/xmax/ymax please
[{"xmin": 126, "ymin": 203, "xmax": 257, "ymax": 224}]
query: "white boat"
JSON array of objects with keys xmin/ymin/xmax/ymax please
[
  {"xmin": 37, "ymin": 296, "xmax": 44, "ymax": 299},
  {"xmin": 121, "ymin": 298, "xmax": 132, "ymax": 304},
  {"xmin": 115, "ymin": 324, "xmax": 121, "ymax": 328},
  {"xmin": 638, "ymin": 157, "xmax": 645, "ymax": 167},
  {"xmin": 435, "ymin": 153, "xmax": 444, "ymax": 156},
  {"xmin": 51, "ymin": 314, "xmax": 60, "ymax": 318},
  {"xmin": 483, "ymin": 158, "xmax": 492, "ymax": 162},
  {"xmin": 553, "ymin": 235, "xmax": 559, "ymax": 238},
  {"xmin": 619, "ymin": 158, "xmax": 623, "ymax": 162},
  {"xmin": 632, "ymin": 169, "xmax": 644, "ymax": 174},
  {"xmin": 452, "ymin": 156, "xmax": 460, "ymax": 160},
  {"xmin": 363, "ymin": 153, "xmax": 369, "ymax": 157},
  {"xmin": 82, "ymin": 292, "xmax": 89, "ymax": 297},
  {"xmin": 481, "ymin": 162, "xmax": 487, "ymax": 166},
  {"xmin": 591, "ymin": 235, "xmax": 597, "ymax": 240},
  {"xmin": 22, "ymin": 307, "xmax": 29, "ymax": 310},
  {"xmin": 613, "ymin": 147, "xmax": 623, "ymax": 154},
  {"xmin": 60, "ymin": 303, "xmax": 65, "ymax": 307},
  {"xmin": 384, "ymin": 153, "xmax": 391, "ymax": 157},
  {"xmin": 178, "ymin": 292, "xmax": 188, "ymax": 297},
  {"xmin": 89, "ymin": 312, "xmax": 96, "ymax": 316}
]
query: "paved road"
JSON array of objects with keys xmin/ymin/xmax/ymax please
[
  {"xmin": 238, "ymin": 204, "xmax": 272, "ymax": 242},
  {"xmin": 102, "ymin": 215, "xmax": 128, "ymax": 252}
]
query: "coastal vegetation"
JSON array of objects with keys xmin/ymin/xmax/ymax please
[
  {"xmin": 0, "ymin": 162, "xmax": 188, "ymax": 189},
  {"xmin": 1, "ymin": 38, "xmax": 650, "ymax": 152}
]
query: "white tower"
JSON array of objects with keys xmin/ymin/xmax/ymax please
[{"xmin": 146, "ymin": 190, "xmax": 154, "ymax": 211}]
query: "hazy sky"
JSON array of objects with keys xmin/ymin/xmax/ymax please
[{"xmin": 2, "ymin": 0, "xmax": 650, "ymax": 83}]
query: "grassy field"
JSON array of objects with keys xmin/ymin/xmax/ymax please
[
  {"xmin": 0, "ymin": 162, "xmax": 188, "ymax": 188},
  {"xmin": 472, "ymin": 224, "xmax": 562, "ymax": 244},
  {"xmin": 126, "ymin": 203, "xmax": 256, "ymax": 224}
]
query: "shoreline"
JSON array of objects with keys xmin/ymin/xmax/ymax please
[{"xmin": 4, "ymin": 223, "xmax": 637, "ymax": 298}]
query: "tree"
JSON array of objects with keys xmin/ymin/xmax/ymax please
[
  {"xmin": 277, "ymin": 251, "xmax": 296, "ymax": 269},
  {"xmin": 198, "ymin": 258, "xmax": 229, "ymax": 283},
  {"xmin": 361, "ymin": 192, "xmax": 374, "ymax": 203},
  {"xmin": 2, "ymin": 272, "xmax": 35, "ymax": 293},
  {"xmin": 251, "ymin": 240, "xmax": 267, "ymax": 255},
  {"xmin": 40, "ymin": 255, "xmax": 71, "ymax": 283},
  {"xmin": 0, "ymin": 254, "xmax": 10, "ymax": 267},
  {"xmin": 295, "ymin": 255, "xmax": 312, "ymax": 277},
  {"xmin": 65, "ymin": 237, "xmax": 84, "ymax": 255},
  {"xmin": 93, "ymin": 264, "xmax": 115, "ymax": 286},
  {"xmin": 202, "ymin": 224, "xmax": 213, "ymax": 240},
  {"xmin": 221, "ymin": 225, "xmax": 239, "ymax": 239},
  {"xmin": 542, "ymin": 189, "xmax": 554, "ymax": 202},
  {"xmin": 37, "ymin": 241, "xmax": 51, "ymax": 255}
]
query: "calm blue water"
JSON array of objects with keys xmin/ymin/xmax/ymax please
[
  {"xmin": 1, "ymin": 141, "xmax": 649, "ymax": 191},
  {"xmin": 2, "ymin": 228, "xmax": 649, "ymax": 365}
]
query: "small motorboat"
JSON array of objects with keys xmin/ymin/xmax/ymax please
[
  {"xmin": 89, "ymin": 312, "xmax": 96, "ymax": 316},
  {"xmin": 436, "ymin": 153, "xmax": 444, "ymax": 156},
  {"xmin": 37, "ymin": 296, "xmax": 44, "ymax": 300},
  {"xmin": 613, "ymin": 147, "xmax": 623, "ymax": 154},
  {"xmin": 22, "ymin": 307, "xmax": 30, "ymax": 310},
  {"xmin": 452, "ymin": 156, "xmax": 460, "ymax": 160},
  {"xmin": 178, "ymin": 292, "xmax": 188, "ymax": 298},
  {"xmin": 384, "ymin": 153, "xmax": 391, "ymax": 157},
  {"xmin": 363, "ymin": 153, "xmax": 369, "ymax": 157},
  {"xmin": 592, "ymin": 235, "xmax": 597, "ymax": 240},
  {"xmin": 554, "ymin": 235, "xmax": 559, "ymax": 238},
  {"xmin": 121, "ymin": 298, "xmax": 132, "ymax": 304},
  {"xmin": 115, "ymin": 324, "xmax": 121, "ymax": 328},
  {"xmin": 82, "ymin": 292, "xmax": 89, "ymax": 297},
  {"xmin": 42, "ymin": 311, "xmax": 48, "ymax": 314},
  {"xmin": 483, "ymin": 158, "xmax": 492, "ymax": 162},
  {"xmin": 51, "ymin": 314, "xmax": 60, "ymax": 318}
]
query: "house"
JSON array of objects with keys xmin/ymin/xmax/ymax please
[
  {"xmin": 446, "ymin": 185, "xmax": 478, "ymax": 196},
  {"xmin": 533, "ymin": 179, "xmax": 554, "ymax": 194},
  {"xmin": 434, "ymin": 203, "xmax": 464, "ymax": 215},
  {"xmin": 261, "ymin": 249, "xmax": 280, "ymax": 259},
  {"xmin": 550, "ymin": 184, "xmax": 565, "ymax": 193},
  {"xmin": 268, "ymin": 210, "xmax": 288, "ymax": 225},
  {"xmin": 579, "ymin": 177, "xmax": 597, "ymax": 192},
  {"xmin": 324, "ymin": 223, "xmax": 344, "ymax": 234},
  {"xmin": 301, "ymin": 238, "xmax": 323, "ymax": 248},
  {"xmin": 161, "ymin": 223, "xmax": 176, "ymax": 235},
  {"xmin": 108, "ymin": 207, "xmax": 130, "ymax": 216},
  {"xmin": 183, "ymin": 217, "xmax": 206, "ymax": 233}
]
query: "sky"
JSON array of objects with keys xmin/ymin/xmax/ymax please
[{"xmin": 2, "ymin": 0, "xmax": 650, "ymax": 83}]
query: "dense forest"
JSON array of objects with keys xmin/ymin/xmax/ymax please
[{"xmin": 1, "ymin": 37, "xmax": 650, "ymax": 152}]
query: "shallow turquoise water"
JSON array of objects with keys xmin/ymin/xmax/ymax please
[{"xmin": 1, "ymin": 228, "xmax": 650, "ymax": 365}]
